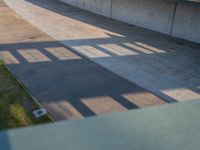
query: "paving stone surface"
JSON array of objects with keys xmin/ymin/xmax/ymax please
[
  {"xmin": 0, "ymin": 1, "xmax": 166, "ymax": 121},
  {"xmin": 4, "ymin": 0, "xmax": 200, "ymax": 103}
]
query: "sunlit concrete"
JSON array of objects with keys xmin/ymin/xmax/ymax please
[
  {"xmin": 122, "ymin": 92, "xmax": 165, "ymax": 107},
  {"xmin": 73, "ymin": 45, "xmax": 111, "ymax": 58},
  {"xmin": 0, "ymin": 51, "xmax": 20, "ymax": 64},
  {"xmin": 45, "ymin": 47, "xmax": 81, "ymax": 60},
  {"xmin": 18, "ymin": 49, "xmax": 51, "ymax": 63},
  {"xmin": 81, "ymin": 96, "xmax": 127, "ymax": 115},
  {"xmin": 43, "ymin": 100, "xmax": 83, "ymax": 120}
]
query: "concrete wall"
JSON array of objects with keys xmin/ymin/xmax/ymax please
[
  {"xmin": 59, "ymin": 0, "xmax": 200, "ymax": 44},
  {"xmin": 111, "ymin": 0, "xmax": 175, "ymax": 34},
  {"xmin": 172, "ymin": 3, "xmax": 200, "ymax": 44},
  {"xmin": 60, "ymin": 0, "xmax": 112, "ymax": 17}
]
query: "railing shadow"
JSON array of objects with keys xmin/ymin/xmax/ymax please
[
  {"xmin": 1, "ymin": 0, "xmax": 200, "ymax": 120},
  {"xmin": 0, "ymin": 39, "xmax": 173, "ymax": 120}
]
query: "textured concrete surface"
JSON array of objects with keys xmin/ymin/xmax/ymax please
[
  {"xmin": 0, "ymin": 1, "xmax": 166, "ymax": 121},
  {"xmin": 172, "ymin": 3, "xmax": 200, "ymax": 43},
  {"xmin": 60, "ymin": 0, "xmax": 200, "ymax": 43},
  {"xmin": 111, "ymin": 0, "xmax": 175, "ymax": 34},
  {"xmin": 4, "ymin": 0, "xmax": 200, "ymax": 103},
  {"xmin": 1, "ymin": 100, "xmax": 200, "ymax": 150},
  {"xmin": 60, "ymin": 0, "xmax": 112, "ymax": 17},
  {"xmin": 60, "ymin": 0, "xmax": 175, "ymax": 34}
]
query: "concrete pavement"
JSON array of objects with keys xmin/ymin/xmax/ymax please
[
  {"xmin": 0, "ymin": 1, "xmax": 166, "ymax": 121},
  {"xmin": 4, "ymin": 0, "xmax": 200, "ymax": 103}
]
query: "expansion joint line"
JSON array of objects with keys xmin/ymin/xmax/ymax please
[
  {"xmin": 170, "ymin": 1, "xmax": 178, "ymax": 36},
  {"xmin": 110, "ymin": 0, "xmax": 113, "ymax": 17}
]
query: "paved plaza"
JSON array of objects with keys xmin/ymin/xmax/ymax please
[
  {"xmin": 1, "ymin": 0, "xmax": 200, "ymax": 120},
  {"xmin": 5, "ymin": 0, "xmax": 200, "ymax": 103}
]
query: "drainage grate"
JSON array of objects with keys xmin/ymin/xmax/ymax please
[{"xmin": 32, "ymin": 108, "xmax": 47, "ymax": 118}]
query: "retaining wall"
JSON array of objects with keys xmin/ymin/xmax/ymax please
[
  {"xmin": 111, "ymin": 0, "xmax": 175, "ymax": 34},
  {"xmin": 172, "ymin": 3, "xmax": 200, "ymax": 44},
  {"xmin": 59, "ymin": 0, "xmax": 112, "ymax": 17},
  {"xmin": 59, "ymin": 0, "xmax": 200, "ymax": 44}
]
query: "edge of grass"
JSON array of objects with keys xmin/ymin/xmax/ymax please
[{"xmin": 0, "ymin": 60, "xmax": 54, "ymax": 130}]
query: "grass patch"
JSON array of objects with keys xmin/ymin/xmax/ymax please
[{"xmin": 0, "ymin": 61, "xmax": 53, "ymax": 130}]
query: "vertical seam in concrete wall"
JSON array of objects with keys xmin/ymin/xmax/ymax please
[
  {"xmin": 170, "ymin": 2, "xmax": 178, "ymax": 36},
  {"xmin": 110, "ymin": 0, "xmax": 113, "ymax": 17}
]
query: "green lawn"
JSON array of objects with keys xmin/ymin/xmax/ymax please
[{"xmin": 0, "ymin": 61, "xmax": 53, "ymax": 130}]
